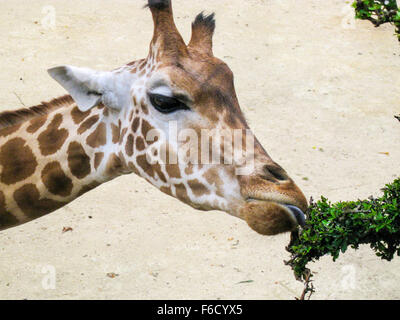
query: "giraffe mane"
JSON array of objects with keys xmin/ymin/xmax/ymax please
[{"xmin": 0, "ymin": 95, "xmax": 74, "ymax": 130}]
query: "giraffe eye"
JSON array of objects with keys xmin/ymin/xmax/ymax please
[{"xmin": 149, "ymin": 93, "xmax": 189, "ymax": 114}]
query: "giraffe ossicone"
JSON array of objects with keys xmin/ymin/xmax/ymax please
[{"xmin": 0, "ymin": 0, "xmax": 308, "ymax": 236}]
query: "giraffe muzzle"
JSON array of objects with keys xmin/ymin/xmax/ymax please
[{"xmin": 239, "ymin": 199, "xmax": 307, "ymax": 236}]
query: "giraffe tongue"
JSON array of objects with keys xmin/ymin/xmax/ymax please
[{"xmin": 285, "ymin": 205, "xmax": 306, "ymax": 227}]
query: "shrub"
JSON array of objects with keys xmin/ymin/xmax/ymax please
[{"xmin": 286, "ymin": 178, "xmax": 400, "ymax": 282}]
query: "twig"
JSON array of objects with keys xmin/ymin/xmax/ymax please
[
  {"xmin": 296, "ymin": 269, "xmax": 315, "ymax": 300},
  {"xmin": 342, "ymin": 209, "xmax": 372, "ymax": 214},
  {"xmin": 13, "ymin": 92, "xmax": 26, "ymax": 107}
]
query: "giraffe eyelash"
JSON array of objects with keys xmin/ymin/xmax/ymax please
[{"xmin": 148, "ymin": 93, "xmax": 190, "ymax": 114}]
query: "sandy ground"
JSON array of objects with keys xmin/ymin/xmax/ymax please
[{"xmin": 0, "ymin": 0, "xmax": 399, "ymax": 300}]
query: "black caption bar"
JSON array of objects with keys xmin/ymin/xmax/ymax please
[{"xmin": 1, "ymin": 300, "xmax": 397, "ymax": 319}]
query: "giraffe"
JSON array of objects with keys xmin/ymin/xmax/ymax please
[{"xmin": 0, "ymin": 0, "xmax": 307, "ymax": 236}]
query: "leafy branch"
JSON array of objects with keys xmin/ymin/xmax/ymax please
[{"xmin": 285, "ymin": 177, "xmax": 400, "ymax": 290}]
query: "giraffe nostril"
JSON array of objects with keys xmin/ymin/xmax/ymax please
[{"xmin": 262, "ymin": 164, "xmax": 289, "ymax": 182}]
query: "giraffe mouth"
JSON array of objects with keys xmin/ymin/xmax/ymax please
[{"xmin": 245, "ymin": 198, "xmax": 306, "ymax": 227}]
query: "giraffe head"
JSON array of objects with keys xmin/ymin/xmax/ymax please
[{"xmin": 48, "ymin": 0, "xmax": 307, "ymax": 235}]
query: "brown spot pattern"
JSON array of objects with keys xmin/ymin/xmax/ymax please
[
  {"xmin": 160, "ymin": 186, "xmax": 172, "ymax": 196},
  {"xmin": 140, "ymin": 100, "xmax": 149, "ymax": 115},
  {"xmin": 175, "ymin": 183, "xmax": 190, "ymax": 203},
  {"xmin": 128, "ymin": 161, "xmax": 140, "ymax": 176},
  {"xmin": 135, "ymin": 136, "xmax": 146, "ymax": 151},
  {"xmin": 166, "ymin": 164, "xmax": 181, "ymax": 179},
  {"xmin": 71, "ymin": 107, "xmax": 90, "ymax": 124},
  {"xmin": 154, "ymin": 163, "xmax": 167, "ymax": 182},
  {"xmin": 67, "ymin": 142, "xmax": 91, "ymax": 179},
  {"xmin": 38, "ymin": 114, "xmax": 68, "ymax": 156},
  {"xmin": 117, "ymin": 151, "xmax": 128, "ymax": 169},
  {"xmin": 141, "ymin": 119, "xmax": 153, "ymax": 139},
  {"xmin": 105, "ymin": 153, "xmax": 124, "ymax": 177},
  {"xmin": 131, "ymin": 117, "xmax": 140, "ymax": 133},
  {"xmin": 27, "ymin": 116, "xmax": 47, "ymax": 134},
  {"xmin": 78, "ymin": 115, "xmax": 99, "ymax": 134},
  {"xmin": 188, "ymin": 179, "xmax": 211, "ymax": 197},
  {"xmin": 14, "ymin": 184, "xmax": 66, "ymax": 219},
  {"xmin": 136, "ymin": 154, "xmax": 152, "ymax": 176},
  {"xmin": 0, "ymin": 123, "xmax": 21, "ymax": 138},
  {"xmin": 111, "ymin": 123, "xmax": 120, "ymax": 144},
  {"xmin": 120, "ymin": 128, "xmax": 128, "ymax": 144},
  {"xmin": 0, "ymin": 190, "xmax": 18, "ymax": 229},
  {"xmin": 135, "ymin": 154, "xmax": 166, "ymax": 182},
  {"xmin": 41, "ymin": 162, "xmax": 73, "ymax": 197},
  {"xmin": 94, "ymin": 152, "xmax": 105, "ymax": 170},
  {"xmin": 204, "ymin": 168, "xmax": 224, "ymax": 197},
  {"xmin": 0, "ymin": 138, "xmax": 37, "ymax": 185},
  {"xmin": 185, "ymin": 164, "xmax": 194, "ymax": 176},
  {"xmin": 86, "ymin": 122, "xmax": 107, "ymax": 148},
  {"xmin": 126, "ymin": 134, "xmax": 134, "ymax": 157}
]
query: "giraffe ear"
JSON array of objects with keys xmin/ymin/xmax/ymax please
[
  {"xmin": 48, "ymin": 66, "xmax": 105, "ymax": 112},
  {"xmin": 49, "ymin": 65, "xmax": 131, "ymax": 112}
]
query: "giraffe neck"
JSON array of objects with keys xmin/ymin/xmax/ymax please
[{"xmin": 0, "ymin": 98, "xmax": 130, "ymax": 230}]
